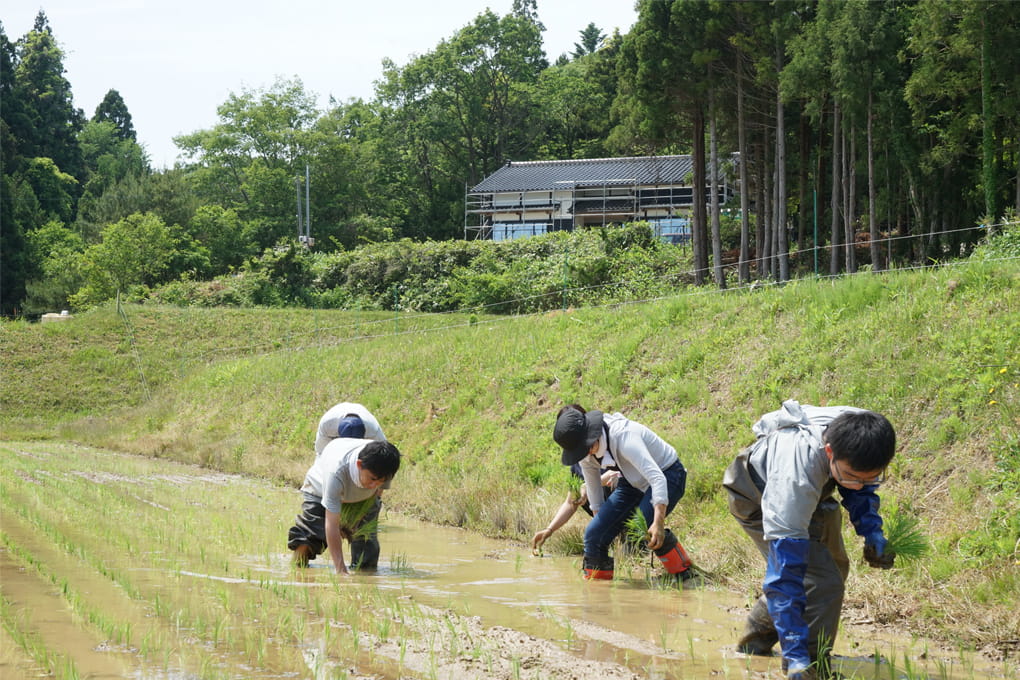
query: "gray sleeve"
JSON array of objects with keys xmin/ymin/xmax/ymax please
[
  {"xmin": 617, "ymin": 430, "xmax": 669, "ymax": 506},
  {"xmin": 321, "ymin": 469, "xmax": 345, "ymax": 514},
  {"xmin": 760, "ymin": 429, "xmax": 828, "ymax": 541},
  {"xmin": 580, "ymin": 458, "xmax": 605, "ymax": 515}
]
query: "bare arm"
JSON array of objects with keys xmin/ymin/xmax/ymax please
[
  {"xmin": 324, "ymin": 510, "xmax": 350, "ymax": 575},
  {"xmin": 532, "ymin": 488, "xmax": 587, "ymax": 551},
  {"xmin": 646, "ymin": 503, "xmax": 668, "ymax": 551}
]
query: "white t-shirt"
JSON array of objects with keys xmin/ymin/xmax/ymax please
[
  {"xmin": 301, "ymin": 437, "xmax": 387, "ymax": 513},
  {"xmin": 314, "ymin": 402, "xmax": 386, "ymax": 456}
]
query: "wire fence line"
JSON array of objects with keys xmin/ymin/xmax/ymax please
[
  {"xmin": 120, "ymin": 220, "xmax": 1018, "ymax": 389},
  {"xmin": 116, "ymin": 291, "xmax": 152, "ymax": 402}
]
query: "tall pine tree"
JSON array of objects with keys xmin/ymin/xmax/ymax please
[{"xmin": 93, "ymin": 89, "xmax": 136, "ymax": 141}]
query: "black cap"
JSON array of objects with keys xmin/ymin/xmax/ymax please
[{"xmin": 554, "ymin": 409, "xmax": 604, "ymax": 465}]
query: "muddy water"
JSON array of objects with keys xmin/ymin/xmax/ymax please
[
  {"xmin": 1, "ymin": 442, "xmax": 1014, "ymax": 680},
  {"xmin": 270, "ymin": 514, "xmax": 1008, "ymax": 680}
]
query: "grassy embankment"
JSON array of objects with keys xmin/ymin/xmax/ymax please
[{"xmin": 2, "ymin": 258, "xmax": 1018, "ymax": 656}]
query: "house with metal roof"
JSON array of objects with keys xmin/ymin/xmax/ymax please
[{"xmin": 465, "ymin": 155, "xmax": 735, "ymax": 242}]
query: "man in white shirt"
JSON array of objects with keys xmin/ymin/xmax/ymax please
[{"xmin": 288, "ymin": 438, "xmax": 401, "ymax": 573}]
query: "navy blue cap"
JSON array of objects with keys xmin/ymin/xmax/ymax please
[{"xmin": 337, "ymin": 415, "xmax": 366, "ymax": 439}]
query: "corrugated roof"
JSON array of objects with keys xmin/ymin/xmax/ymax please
[{"xmin": 470, "ymin": 155, "xmax": 694, "ymax": 193}]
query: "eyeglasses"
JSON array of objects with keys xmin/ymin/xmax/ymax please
[{"xmin": 830, "ymin": 458, "xmax": 887, "ymax": 487}]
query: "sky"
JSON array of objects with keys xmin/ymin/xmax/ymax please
[{"xmin": 5, "ymin": 1, "xmax": 638, "ymax": 169}]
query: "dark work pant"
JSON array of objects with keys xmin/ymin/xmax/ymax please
[
  {"xmin": 584, "ymin": 462, "xmax": 686, "ymax": 562},
  {"xmin": 723, "ymin": 448, "xmax": 849, "ymax": 660},
  {"xmin": 287, "ymin": 494, "xmax": 382, "ymax": 570}
]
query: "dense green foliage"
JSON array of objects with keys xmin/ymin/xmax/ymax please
[
  {"xmin": 141, "ymin": 223, "xmax": 688, "ymax": 313},
  {"xmin": 3, "ymin": 252, "xmax": 1018, "ymax": 650},
  {"xmin": 3, "ymin": 2, "xmax": 1019, "ymax": 317}
]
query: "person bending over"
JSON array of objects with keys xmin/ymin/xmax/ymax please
[
  {"xmin": 289, "ymin": 438, "xmax": 401, "ymax": 574},
  {"xmin": 723, "ymin": 400, "xmax": 896, "ymax": 680},
  {"xmin": 552, "ymin": 404, "xmax": 693, "ymax": 580}
]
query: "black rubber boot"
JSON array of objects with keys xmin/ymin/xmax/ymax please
[
  {"xmin": 736, "ymin": 597, "xmax": 778, "ymax": 655},
  {"xmin": 350, "ymin": 537, "xmax": 380, "ymax": 571}
]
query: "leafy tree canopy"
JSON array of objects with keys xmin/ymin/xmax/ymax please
[{"xmin": 93, "ymin": 89, "xmax": 136, "ymax": 141}]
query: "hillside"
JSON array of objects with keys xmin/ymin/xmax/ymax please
[{"xmin": 2, "ymin": 258, "xmax": 1018, "ymax": 656}]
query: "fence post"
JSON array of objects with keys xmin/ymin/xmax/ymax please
[
  {"xmin": 392, "ymin": 285, "xmax": 399, "ymax": 333},
  {"xmin": 562, "ymin": 250, "xmax": 569, "ymax": 312}
]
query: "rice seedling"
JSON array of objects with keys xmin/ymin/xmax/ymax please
[
  {"xmin": 883, "ymin": 503, "xmax": 931, "ymax": 562},
  {"xmin": 444, "ymin": 617, "xmax": 459, "ymax": 657},
  {"xmin": 339, "ymin": 497, "xmax": 379, "ymax": 541},
  {"xmin": 376, "ymin": 616, "xmax": 392, "ymax": 641},
  {"xmin": 388, "ymin": 551, "xmax": 414, "ymax": 575},
  {"xmin": 657, "ymin": 623, "xmax": 669, "ymax": 652},
  {"xmin": 563, "ymin": 472, "xmax": 582, "ymax": 503},
  {"xmin": 624, "ymin": 510, "xmax": 649, "ymax": 549}
]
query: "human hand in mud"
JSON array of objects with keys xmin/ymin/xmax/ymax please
[
  {"xmin": 531, "ymin": 529, "xmax": 552, "ymax": 555},
  {"xmin": 787, "ymin": 668, "xmax": 817, "ymax": 680},
  {"xmin": 863, "ymin": 543, "xmax": 895, "ymax": 569}
]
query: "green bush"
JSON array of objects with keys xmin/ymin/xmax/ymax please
[
  {"xmin": 146, "ymin": 223, "xmax": 690, "ymax": 314},
  {"xmin": 975, "ymin": 218, "xmax": 1020, "ymax": 259}
]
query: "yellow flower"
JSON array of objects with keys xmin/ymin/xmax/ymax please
[
  {"xmin": 988, "ymin": 400, "xmax": 998, "ymax": 406},
  {"xmin": 999, "ymin": 367, "xmax": 1008, "ymax": 374}
]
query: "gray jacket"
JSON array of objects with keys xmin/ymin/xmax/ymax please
[{"xmin": 747, "ymin": 400, "xmax": 862, "ymax": 540}]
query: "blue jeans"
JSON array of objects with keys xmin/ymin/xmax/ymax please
[{"xmin": 584, "ymin": 462, "xmax": 687, "ymax": 561}]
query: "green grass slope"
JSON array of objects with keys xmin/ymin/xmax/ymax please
[{"xmin": 2, "ymin": 259, "xmax": 1018, "ymax": 654}]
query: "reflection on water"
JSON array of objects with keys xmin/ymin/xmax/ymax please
[
  {"xmin": 222, "ymin": 514, "xmax": 1010, "ymax": 680},
  {"xmin": 3, "ymin": 440, "xmax": 1013, "ymax": 680}
]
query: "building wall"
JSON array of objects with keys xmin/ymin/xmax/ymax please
[{"xmin": 468, "ymin": 176, "xmax": 732, "ymax": 242}]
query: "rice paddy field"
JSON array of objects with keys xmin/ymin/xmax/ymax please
[{"xmin": 2, "ymin": 253, "xmax": 1019, "ymax": 678}]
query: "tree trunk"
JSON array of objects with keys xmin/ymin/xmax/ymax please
[
  {"xmin": 758, "ymin": 142, "xmax": 767, "ymax": 281},
  {"xmin": 692, "ymin": 106, "xmax": 708, "ymax": 285},
  {"xmin": 981, "ymin": 15, "xmax": 997, "ymax": 221},
  {"xmin": 775, "ymin": 82, "xmax": 789, "ymax": 282},
  {"xmin": 762, "ymin": 138, "xmax": 773, "ymax": 279},
  {"xmin": 798, "ymin": 110, "xmax": 810, "ymax": 254},
  {"xmin": 842, "ymin": 120, "xmax": 855, "ymax": 273},
  {"xmin": 849, "ymin": 124, "xmax": 857, "ymax": 273},
  {"xmin": 710, "ymin": 92, "xmax": 725, "ymax": 289},
  {"xmin": 830, "ymin": 101, "xmax": 842, "ymax": 275},
  {"xmin": 868, "ymin": 89, "xmax": 880, "ymax": 271},
  {"xmin": 815, "ymin": 104, "xmax": 827, "ymax": 276},
  {"xmin": 737, "ymin": 61, "xmax": 750, "ymax": 284}
]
